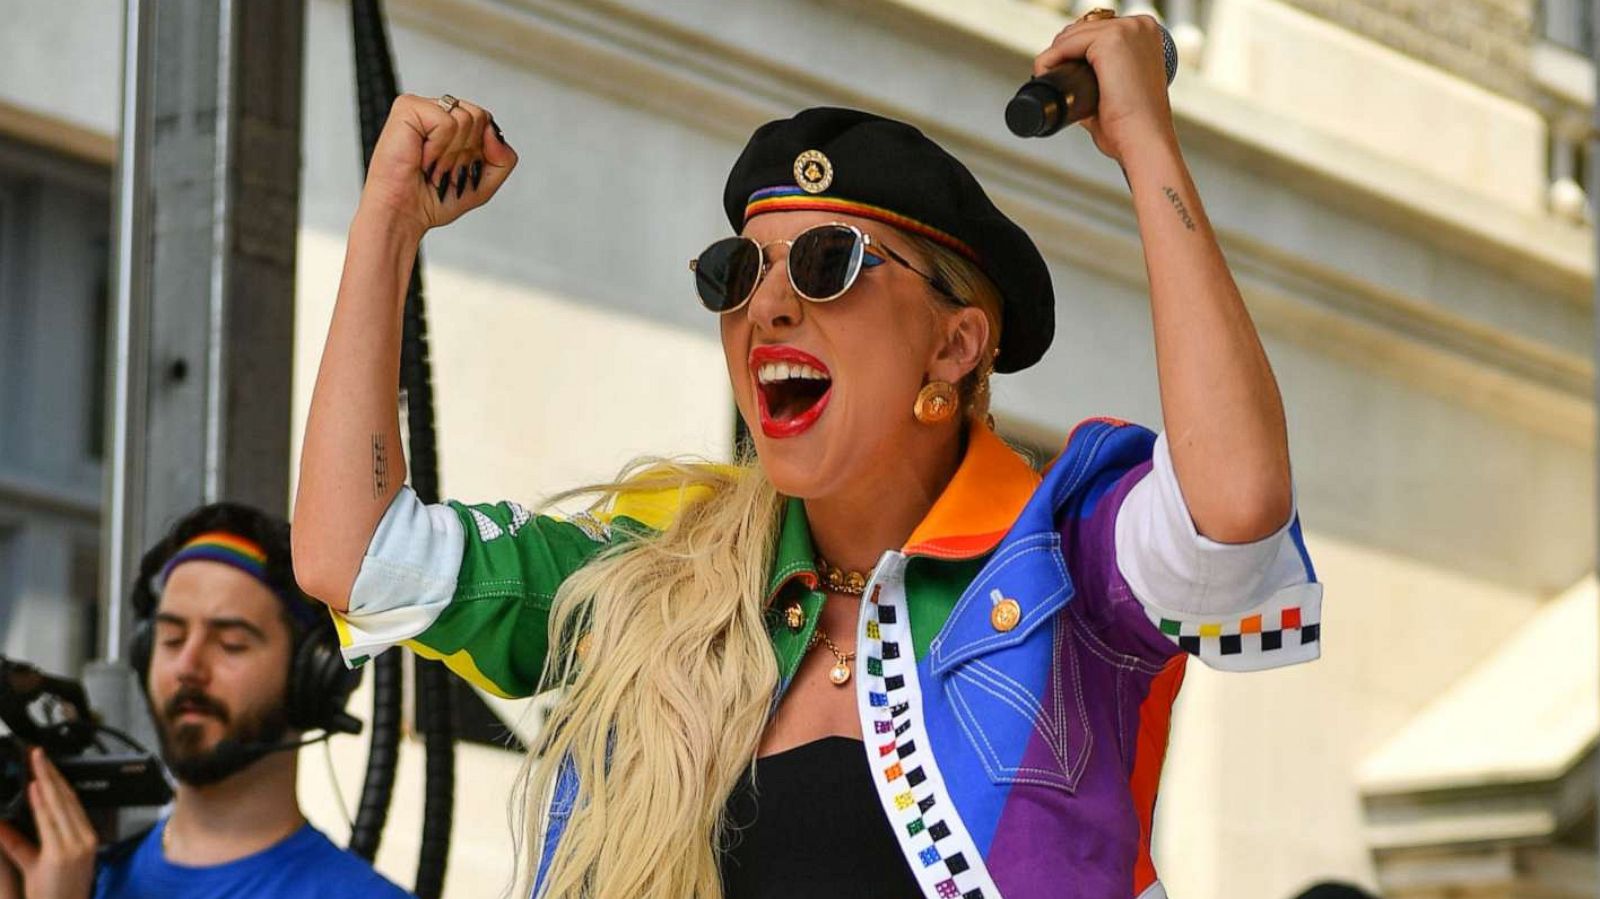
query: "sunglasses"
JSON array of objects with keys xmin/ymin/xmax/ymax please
[{"xmin": 689, "ymin": 222, "xmax": 955, "ymax": 314}]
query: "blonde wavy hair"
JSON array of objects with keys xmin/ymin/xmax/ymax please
[{"xmin": 510, "ymin": 232, "xmax": 1005, "ymax": 899}]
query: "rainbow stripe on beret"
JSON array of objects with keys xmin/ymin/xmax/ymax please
[
  {"xmin": 745, "ymin": 186, "xmax": 980, "ymax": 264},
  {"xmin": 154, "ymin": 531, "xmax": 320, "ymax": 627}
]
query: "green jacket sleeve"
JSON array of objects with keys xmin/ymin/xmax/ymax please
[
  {"xmin": 407, "ymin": 503, "xmax": 615, "ymax": 697},
  {"xmin": 336, "ymin": 477, "xmax": 711, "ymax": 699}
]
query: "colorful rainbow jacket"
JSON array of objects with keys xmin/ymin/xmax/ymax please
[{"xmin": 334, "ymin": 419, "xmax": 1322, "ymax": 898}]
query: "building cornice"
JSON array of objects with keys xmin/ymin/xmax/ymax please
[
  {"xmin": 0, "ymin": 99, "xmax": 115, "ymax": 168},
  {"xmin": 1363, "ymin": 749, "xmax": 1596, "ymax": 851}
]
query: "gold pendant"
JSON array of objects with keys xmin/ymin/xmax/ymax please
[{"xmin": 829, "ymin": 661, "xmax": 851, "ymax": 686}]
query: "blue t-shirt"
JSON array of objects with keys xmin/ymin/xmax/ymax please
[{"xmin": 94, "ymin": 819, "xmax": 412, "ymax": 898}]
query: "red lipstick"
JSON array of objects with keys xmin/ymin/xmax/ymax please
[{"xmin": 749, "ymin": 346, "xmax": 833, "ymax": 439}]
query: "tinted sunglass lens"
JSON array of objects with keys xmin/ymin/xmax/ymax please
[
  {"xmin": 789, "ymin": 226, "xmax": 862, "ymax": 301},
  {"xmin": 694, "ymin": 238, "xmax": 762, "ymax": 312}
]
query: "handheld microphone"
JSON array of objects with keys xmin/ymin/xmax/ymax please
[{"xmin": 1006, "ymin": 24, "xmax": 1180, "ymax": 138}]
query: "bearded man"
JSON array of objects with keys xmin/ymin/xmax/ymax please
[{"xmin": 0, "ymin": 503, "xmax": 409, "ymax": 899}]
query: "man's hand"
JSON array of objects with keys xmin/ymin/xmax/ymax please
[{"xmin": 0, "ymin": 749, "xmax": 96, "ymax": 899}]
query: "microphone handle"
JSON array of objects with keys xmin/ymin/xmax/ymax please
[
  {"xmin": 1006, "ymin": 24, "xmax": 1179, "ymax": 139},
  {"xmin": 1006, "ymin": 61, "xmax": 1101, "ymax": 138}
]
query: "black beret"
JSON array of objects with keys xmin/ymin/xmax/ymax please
[{"xmin": 723, "ymin": 107, "xmax": 1054, "ymax": 373}]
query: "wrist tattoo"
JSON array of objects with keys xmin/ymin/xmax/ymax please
[
  {"xmin": 1163, "ymin": 186, "xmax": 1197, "ymax": 232},
  {"xmin": 372, "ymin": 434, "xmax": 388, "ymax": 499}
]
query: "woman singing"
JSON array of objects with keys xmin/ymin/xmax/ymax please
[{"xmin": 294, "ymin": 10, "xmax": 1323, "ymax": 899}]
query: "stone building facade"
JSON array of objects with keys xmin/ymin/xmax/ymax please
[{"xmin": 1280, "ymin": 0, "xmax": 1535, "ymax": 102}]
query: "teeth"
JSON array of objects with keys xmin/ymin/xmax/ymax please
[{"xmin": 757, "ymin": 361, "xmax": 830, "ymax": 384}]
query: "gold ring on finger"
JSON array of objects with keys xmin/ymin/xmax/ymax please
[
  {"xmin": 1077, "ymin": 7, "xmax": 1116, "ymax": 23},
  {"xmin": 437, "ymin": 94, "xmax": 460, "ymax": 113}
]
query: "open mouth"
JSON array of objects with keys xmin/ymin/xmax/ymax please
[{"xmin": 751, "ymin": 346, "xmax": 833, "ymax": 438}]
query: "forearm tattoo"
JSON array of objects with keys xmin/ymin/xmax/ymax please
[
  {"xmin": 372, "ymin": 434, "xmax": 388, "ymax": 499},
  {"xmin": 1163, "ymin": 186, "xmax": 1197, "ymax": 232}
]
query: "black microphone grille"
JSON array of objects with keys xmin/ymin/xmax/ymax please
[{"xmin": 1158, "ymin": 24, "xmax": 1180, "ymax": 85}]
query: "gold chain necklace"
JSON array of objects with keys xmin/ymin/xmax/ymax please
[
  {"xmin": 815, "ymin": 556, "xmax": 868, "ymax": 596},
  {"xmin": 805, "ymin": 556, "xmax": 868, "ymax": 685},
  {"xmin": 807, "ymin": 625, "xmax": 856, "ymax": 686}
]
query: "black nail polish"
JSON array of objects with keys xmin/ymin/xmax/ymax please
[
  {"xmin": 436, "ymin": 170, "xmax": 451, "ymax": 202},
  {"xmin": 425, "ymin": 160, "xmax": 438, "ymax": 181},
  {"xmin": 491, "ymin": 120, "xmax": 509, "ymax": 149},
  {"xmin": 470, "ymin": 160, "xmax": 483, "ymax": 190},
  {"xmin": 455, "ymin": 165, "xmax": 468, "ymax": 199}
]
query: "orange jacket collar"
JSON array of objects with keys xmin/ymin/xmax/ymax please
[
  {"xmin": 764, "ymin": 425, "xmax": 1041, "ymax": 606},
  {"xmin": 902, "ymin": 424, "xmax": 1040, "ymax": 560}
]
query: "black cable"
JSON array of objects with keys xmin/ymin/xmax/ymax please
[
  {"xmin": 401, "ymin": 250, "xmax": 455, "ymax": 899},
  {"xmin": 399, "ymin": 278, "xmax": 439, "ymax": 505},
  {"xmin": 414, "ymin": 655, "xmax": 455, "ymax": 899},
  {"xmin": 347, "ymin": 0, "xmax": 406, "ymax": 865},
  {"xmin": 351, "ymin": 0, "xmax": 400, "ymax": 172},
  {"xmin": 348, "ymin": 647, "xmax": 401, "ymax": 860},
  {"xmin": 350, "ymin": 2, "xmax": 455, "ymax": 892}
]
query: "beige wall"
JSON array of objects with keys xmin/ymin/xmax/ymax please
[
  {"xmin": 1205, "ymin": 0, "xmax": 1549, "ymax": 215},
  {"xmin": 289, "ymin": 231, "xmax": 736, "ymax": 511}
]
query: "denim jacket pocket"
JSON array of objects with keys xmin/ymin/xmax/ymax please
[{"xmin": 943, "ymin": 612, "xmax": 1092, "ymax": 794}]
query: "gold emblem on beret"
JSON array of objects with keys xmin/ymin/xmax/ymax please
[{"xmin": 793, "ymin": 149, "xmax": 834, "ymax": 194}]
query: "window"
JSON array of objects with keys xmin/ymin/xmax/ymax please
[
  {"xmin": 0, "ymin": 134, "xmax": 111, "ymax": 677},
  {"xmin": 1540, "ymin": 0, "xmax": 1593, "ymax": 55}
]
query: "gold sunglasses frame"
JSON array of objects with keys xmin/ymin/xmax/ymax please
[{"xmin": 689, "ymin": 222, "xmax": 955, "ymax": 314}]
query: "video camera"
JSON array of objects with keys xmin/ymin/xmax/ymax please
[{"xmin": 0, "ymin": 656, "xmax": 170, "ymax": 833}]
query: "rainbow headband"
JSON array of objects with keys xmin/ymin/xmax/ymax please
[
  {"xmin": 744, "ymin": 186, "xmax": 980, "ymax": 264},
  {"xmin": 154, "ymin": 531, "xmax": 320, "ymax": 628}
]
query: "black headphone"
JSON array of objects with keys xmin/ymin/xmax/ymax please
[{"xmin": 129, "ymin": 591, "xmax": 362, "ymax": 737}]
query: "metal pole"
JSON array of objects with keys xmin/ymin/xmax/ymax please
[
  {"xmin": 1590, "ymin": 1, "xmax": 1600, "ymax": 892},
  {"xmin": 91, "ymin": 4, "xmax": 306, "ymax": 839},
  {"xmin": 101, "ymin": 0, "xmax": 155, "ymax": 665},
  {"xmin": 86, "ymin": 0, "xmax": 161, "ymax": 835},
  {"xmin": 98, "ymin": 0, "xmax": 306, "ymax": 654},
  {"xmin": 204, "ymin": 0, "xmax": 240, "ymax": 502}
]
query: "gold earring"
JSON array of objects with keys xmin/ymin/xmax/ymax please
[
  {"xmin": 914, "ymin": 381, "xmax": 959, "ymax": 425},
  {"xmin": 974, "ymin": 349, "xmax": 996, "ymax": 404}
]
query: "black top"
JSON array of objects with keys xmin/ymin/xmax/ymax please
[{"xmin": 720, "ymin": 736, "xmax": 924, "ymax": 898}]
